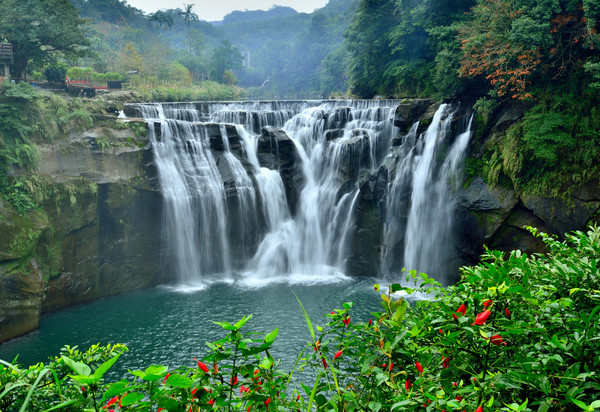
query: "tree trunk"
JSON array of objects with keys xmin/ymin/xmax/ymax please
[{"xmin": 12, "ymin": 55, "xmax": 28, "ymax": 79}]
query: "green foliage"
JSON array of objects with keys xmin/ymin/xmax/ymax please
[
  {"xmin": 482, "ymin": 91, "xmax": 600, "ymax": 197},
  {"xmin": 2, "ymin": 227, "xmax": 600, "ymax": 410},
  {"xmin": 0, "ymin": 83, "xmax": 100, "ymax": 214},
  {"xmin": 130, "ymin": 79, "xmax": 245, "ymax": 102},
  {"xmin": 157, "ymin": 62, "xmax": 192, "ymax": 84},
  {"xmin": 0, "ymin": 0, "xmax": 89, "ymax": 78},
  {"xmin": 459, "ymin": 0, "xmax": 600, "ymax": 100},
  {"xmin": 209, "ymin": 41, "xmax": 244, "ymax": 84},
  {"xmin": 43, "ymin": 63, "xmax": 68, "ymax": 83}
]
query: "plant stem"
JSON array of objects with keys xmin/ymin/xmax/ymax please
[{"xmin": 90, "ymin": 387, "xmax": 99, "ymax": 412}]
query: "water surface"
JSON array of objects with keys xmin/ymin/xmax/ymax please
[{"xmin": 0, "ymin": 278, "xmax": 383, "ymax": 377}]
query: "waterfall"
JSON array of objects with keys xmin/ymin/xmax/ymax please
[
  {"xmin": 244, "ymin": 102, "xmax": 397, "ymax": 282},
  {"xmin": 382, "ymin": 105, "xmax": 473, "ymax": 284},
  {"xmin": 142, "ymin": 106, "xmax": 231, "ymax": 284},
  {"xmin": 131, "ymin": 100, "xmax": 471, "ymax": 286}
]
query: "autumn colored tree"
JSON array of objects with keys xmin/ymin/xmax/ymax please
[{"xmin": 459, "ymin": 0, "xmax": 600, "ymax": 100}]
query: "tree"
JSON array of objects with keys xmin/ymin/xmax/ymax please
[
  {"xmin": 179, "ymin": 3, "xmax": 198, "ymax": 33},
  {"xmin": 149, "ymin": 11, "xmax": 174, "ymax": 31},
  {"xmin": 179, "ymin": 4, "xmax": 198, "ymax": 54},
  {"xmin": 459, "ymin": 0, "xmax": 600, "ymax": 99},
  {"xmin": 209, "ymin": 41, "xmax": 243, "ymax": 83},
  {"xmin": 344, "ymin": 0, "xmax": 400, "ymax": 97},
  {"xmin": 119, "ymin": 42, "xmax": 145, "ymax": 74},
  {"xmin": 0, "ymin": 0, "xmax": 89, "ymax": 78}
]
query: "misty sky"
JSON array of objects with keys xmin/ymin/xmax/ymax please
[{"xmin": 125, "ymin": 0, "xmax": 329, "ymax": 21}]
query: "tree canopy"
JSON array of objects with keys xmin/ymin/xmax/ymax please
[{"xmin": 0, "ymin": 0, "xmax": 89, "ymax": 78}]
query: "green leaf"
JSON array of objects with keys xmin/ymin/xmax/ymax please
[
  {"xmin": 62, "ymin": 356, "xmax": 91, "ymax": 376},
  {"xmin": 213, "ymin": 321, "xmax": 235, "ymax": 331},
  {"xmin": 92, "ymin": 354, "xmax": 121, "ymax": 380},
  {"xmin": 234, "ymin": 315, "xmax": 252, "ymax": 330},
  {"xmin": 308, "ymin": 372, "xmax": 321, "ymax": 411},
  {"xmin": 264, "ymin": 327, "xmax": 278, "ymax": 343},
  {"xmin": 166, "ymin": 374, "xmax": 193, "ymax": 388},
  {"xmin": 589, "ymin": 400, "xmax": 600, "ymax": 409},
  {"xmin": 68, "ymin": 374, "xmax": 98, "ymax": 385},
  {"xmin": 119, "ymin": 392, "xmax": 145, "ymax": 407},
  {"xmin": 19, "ymin": 368, "xmax": 52, "ymax": 412},
  {"xmin": 101, "ymin": 380, "xmax": 130, "ymax": 403},
  {"xmin": 292, "ymin": 290, "xmax": 315, "ymax": 341},
  {"xmin": 570, "ymin": 397, "xmax": 592, "ymax": 411},
  {"xmin": 42, "ymin": 400, "xmax": 78, "ymax": 411},
  {"xmin": 369, "ymin": 401, "xmax": 382, "ymax": 411}
]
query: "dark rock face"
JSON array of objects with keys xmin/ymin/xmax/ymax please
[
  {"xmin": 0, "ymin": 259, "xmax": 43, "ymax": 343},
  {"xmin": 455, "ymin": 178, "xmax": 600, "ymax": 265},
  {"xmin": 0, "ymin": 125, "xmax": 163, "ymax": 343},
  {"xmin": 393, "ymin": 99, "xmax": 434, "ymax": 132},
  {"xmin": 257, "ymin": 126, "xmax": 304, "ymax": 215},
  {"xmin": 346, "ymin": 166, "xmax": 388, "ymax": 276}
]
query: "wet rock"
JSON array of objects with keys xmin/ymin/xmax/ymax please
[
  {"xmin": 455, "ymin": 177, "xmax": 518, "ymax": 262},
  {"xmin": 0, "ymin": 259, "xmax": 43, "ymax": 343},
  {"xmin": 346, "ymin": 166, "xmax": 388, "ymax": 276},
  {"xmin": 393, "ymin": 99, "xmax": 434, "ymax": 132},
  {"xmin": 323, "ymin": 107, "xmax": 352, "ymax": 129},
  {"xmin": 257, "ymin": 126, "xmax": 304, "ymax": 215},
  {"xmin": 202, "ymin": 123, "xmax": 242, "ymax": 152},
  {"xmin": 330, "ymin": 129, "xmax": 372, "ymax": 185}
]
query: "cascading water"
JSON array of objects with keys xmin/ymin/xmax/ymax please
[
  {"xmin": 131, "ymin": 99, "xmax": 471, "ymax": 286},
  {"xmin": 382, "ymin": 104, "xmax": 473, "ymax": 284},
  {"xmin": 142, "ymin": 106, "xmax": 231, "ymax": 283}
]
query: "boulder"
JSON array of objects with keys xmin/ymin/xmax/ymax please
[
  {"xmin": 521, "ymin": 193, "xmax": 600, "ymax": 237},
  {"xmin": 393, "ymin": 99, "xmax": 434, "ymax": 132}
]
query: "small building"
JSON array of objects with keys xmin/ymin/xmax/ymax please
[{"xmin": 0, "ymin": 43, "xmax": 13, "ymax": 81}]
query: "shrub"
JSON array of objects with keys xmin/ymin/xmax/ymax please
[{"xmin": 1, "ymin": 226, "xmax": 599, "ymax": 411}]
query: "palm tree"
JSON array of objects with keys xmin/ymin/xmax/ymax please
[
  {"xmin": 179, "ymin": 4, "xmax": 198, "ymax": 54},
  {"xmin": 180, "ymin": 3, "xmax": 198, "ymax": 33},
  {"xmin": 149, "ymin": 11, "xmax": 173, "ymax": 31}
]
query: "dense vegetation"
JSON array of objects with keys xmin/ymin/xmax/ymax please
[{"xmin": 1, "ymin": 226, "xmax": 599, "ymax": 411}]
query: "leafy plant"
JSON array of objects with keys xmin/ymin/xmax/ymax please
[{"xmin": 1, "ymin": 226, "xmax": 599, "ymax": 411}]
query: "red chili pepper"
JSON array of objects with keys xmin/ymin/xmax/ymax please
[
  {"xmin": 194, "ymin": 358, "xmax": 210, "ymax": 373},
  {"xmin": 416, "ymin": 361, "xmax": 423, "ymax": 374},
  {"xmin": 472, "ymin": 310, "xmax": 491, "ymax": 325}
]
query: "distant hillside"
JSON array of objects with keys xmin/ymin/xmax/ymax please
[
  {"xmin": 219, "ymin": 6, "xmax": 298, "ymax": 25},
  {"xmin": 65, "ymin": 0, "xmax": 358, "ymax": 98}
]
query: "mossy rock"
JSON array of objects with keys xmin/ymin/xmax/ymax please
[{"xmin": 0, "ymin": 200, "xmax": 49, "ymax": 262}]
